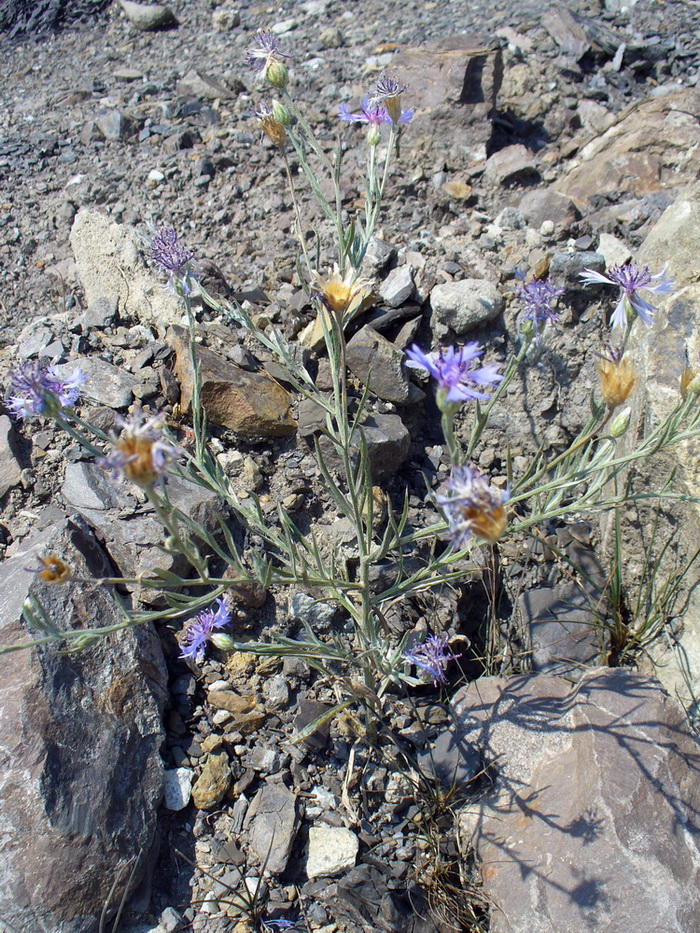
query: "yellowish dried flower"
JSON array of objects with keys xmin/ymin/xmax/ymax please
[
  {"xmin": 598, "ymin": 354, "xmax": 637, "ymax": 408},
  {"xmin": 313, "ymin": 264, "xmax": 373, "ymax": 322},
  {"xmin": 36, "ymin": 553, "xmax": 72, "ymax": 584},
  {"xmin": 680, "ymin": 366, "xmax": 700, "ymax": 400}
]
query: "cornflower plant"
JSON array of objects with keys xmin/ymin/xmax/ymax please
[{"xmin": 5, "ymin": 31, "xmax": 700, "ymax": 746}]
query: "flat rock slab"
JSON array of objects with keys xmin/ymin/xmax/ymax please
[
  {"xmin": 453, "ymin": 669, "xmax": 700, "ymax": 933},
  {"xmin": 0, "ymin": 511, "xmax": 167, "ymax": 933}
]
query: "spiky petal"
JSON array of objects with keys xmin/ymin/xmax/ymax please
[
  {"xmin": 405, "ymin": 343, "xmax": 502, "ymax": 407},
  {"xmin": 7, "ymin": 362, "xmax": 86, "ymax": 419},
  {"xmin": 180, "ymin": 597, "xmax": 232, "ymax": 662},
  {"xmin": 403, "ymin": 634, "xmax": 461, "ymax": 686},
  {"xmin": 580, "ymin": 261, "xmax": 674, "ymax": 331}
]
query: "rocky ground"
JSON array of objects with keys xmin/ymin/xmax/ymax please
[{"xmin": 2, "ymin": 1, "xmax": 700, "ymax": 932}]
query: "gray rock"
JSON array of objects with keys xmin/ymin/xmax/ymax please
[
  {"xmin": 249, "ymin": 783, "xmax": 298, "ymax": 874},
  {"xmin": 542, "ymin": 5, "xmax": 590, "ymax": 59},
  {"xmin": 119, "ymin": 0, "xmax": 178, "ymax": 31},
  {"xmin": 95, "ymin": 110, "xmax": 135, "ymax": 141},
  {"xmin": 430, "ymin": 278, "xmax": 503, "ymax": 337},
  {"xmin": 18, "ymin": 322, "xmax": 53, "ymax": 360},
  {"xmin": 0, "ymin": 511, "xmax": 166, "ymax": 933},
  {"xmin": 361, "ymin": 413, "xmax": 411, "ymax": 481},
  {"xmin": 346, "ymin": 326, "xmax": 411, "ymax": 403},
  {"xmin": 596, "ymin": 232, "xmax": 632, "ymax": 269},
  {"xmin": 517, "ymin": 583, "xmax": 602, "ymax": 674},
  {"xmin": 212, "ymin": 7, "xmax": 240, "ymax": 31},
  {"xmin": 494, "ymin": 207, "xmax": 525, "ymax": 231},
  {"xmin": 483, "ymin": 144, "xmax": 540, "ymax": 187},
  {"xmin": 379, "ymin": 265, "xmax": 415, "ymax": 308},
  {"xmin": 57, "ymin": 356, "xmax": 137, "ymax": 408},
  {"xmin": 306, "ymin": 826, "xmax": 359, "ymax": 879},
  {"xmin": 0, "ymin": 415, "xmax": 22, "ymax": 497},
  {"xmin": 75, "ymin": 296, "xmax": 119, "ymax": 333},
  {"xmin": 549, "ymin": 250, "xmax": 605, "ymax": 286},
  {"xmin": 61, "ymin": 462, "xmax": 227, "ymax": 605},
  {"xmin": 415, "ymin": 726, "xmax": 481, "ymax": 790},
  {"xmin": 454, "ymin": 670, "xmax": 700, "ymax": 933},
  {"xmin": 177, "ymin": 69, "xmax": 235, "ymax": 101},
  {"xmin": 518, "ymin": 187, "xmax": 578, "ymax": 231},
  {"xmin": 363, "ymin": 237, "xmax": 395, "ymax": 275},
  {"xmin": 289, "ymin": 592, "xmax": 336, "ymax": 630},
  {"xmin": 70, "ymin": 210, "xmax": 182, "ymax": 335}
]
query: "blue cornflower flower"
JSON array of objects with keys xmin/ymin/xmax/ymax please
[
  {"xmin": 405, "ymin": 343, "xmax": 502, "ymax": 409},
  {"xmin": 435, "ymin": 465, "xmax": 509, "ymax": 546},
  {"xmin": 516, "ymin": 275, "xmax": 565, "ymax": 343},
  {"xmin": 7, "ymin": 361, "xmax": 86, "ymax": 419},
  {"xmin": 371, "ymin": 73, "xmax": 414, "ymax": 124},
  {"xmin": 149, "ymin": 226, "xmax": 199, "ymax": 296},
  {"xmin": 403, "ymin": 634, "xmax": 461, "ymax": 686},
  {"xmin": 579, "ymin": 261, "xmax": 674, "ymax": 331},
  {"xmin": 180, "ymin": 597, "xmax": 232, "ymax": 662},
  {"xmin": 338, "ymin": 97, "xmax": 393, "ymax": 127}
]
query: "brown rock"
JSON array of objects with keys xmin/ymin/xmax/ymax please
[
  {"xmin": 555, "ymin": 89, "xmax": 700, "ymax": 213},
  {"xmin": 191, "ymin": 751, "xmax": 231, "ymax": 809},
  {"xmin": 392, "ymin": 37, "xmax": 502, "ymax": 162},
  {"xmin": 170, "ymin": 331, "xmax": 295, "ymax": 437},
  {"xmin": 454, "ymin": 670, "xmax": 700, "ymax": 933},
  {"xmin": 207, "ymin": 689, "xmax": 255, "ymax": 714},
  {"xmin": 484, "ymin": 144, "xmax": 540, "ymax": 187}
]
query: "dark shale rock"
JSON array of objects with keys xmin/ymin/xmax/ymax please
[
  {"xmin": 454, "ymin": 670, "xmax": 700, "ymax": 933},
  {"xmin": 345, "ymin": 325, "xmax": 412, "ymax": 403},
  {"xmin": 0, "ymin": 510, "xmax": 167, "ymax": 933}
]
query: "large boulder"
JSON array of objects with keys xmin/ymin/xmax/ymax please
[
  {"xmin": 454, "ymin": 670, "xmax": 700, "ymax": 933},
  {"xmin": 0, "ymin": 509, "xmax": 167, "ymax": 933}
]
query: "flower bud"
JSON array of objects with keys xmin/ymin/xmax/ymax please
[
  {"xmin": 210, "ymin": 633, "xmax": 236, "ymax": 652},
  {"xmin": 598, "ymin": 354, "xmax": 636, "ymax": 408},
  {"xmin": 265, "ymin": 60, "xmax": 288, "ymax": 88},
  {"xmin": 681, "ymin": 366, "xmax": 700, "ymax": 400},
  {"xmin": 610, "ymin": 406, "xmax": 631, "ymax": 438},
  {"xmin": 367, "ymin": 124, "xmax": 381, "ymax": 147},
  {"xmin": 435, "ymin": 387, "xmax": 461, "ymax": 416},
  {"xmin": 271, "ymin": 100, "xmax": 291, "ymax": 125}
]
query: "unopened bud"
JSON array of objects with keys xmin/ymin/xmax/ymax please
[
  {"xmin": 210, "ymin": 633, "xmax": 236, "ymax": 652},
  {"xmin": 367, "ymin": 124, "xmax": 381, "ymax": 147},
  {"xmin": 265, "ymin": 60, "xmax": 288, "ymax": 88},
  {"xmin": 164, "ymin": 535, "xmax": 178, "ymax": 553},
  {"xmin": 271, "ymin": 99, "xmax": 291, "ymax": 125},
  {"xmin": 681, "ymin": 366, "xmax": 700, "ymax": 400},
  {"xmin": 610, "ymin": 406, "xmax": 631, "ymax": 438},
  {"xmin": 435, "ymin": 387, "xmax": 461, "ymax": 416}
]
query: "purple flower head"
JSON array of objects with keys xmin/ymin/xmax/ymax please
[
  {"xmin": 262, "ymin": 921, "xmax": 303, "ymax": 932},
  {"xmin": 149, "ymin": 226, "xmax": 198, "ymax": 296},
  {"xmin": 579, "ymin": 261, "xmax": 674, "ymax": 331},
  {"xmin": 339, "ymin": 97, "xmax": 392, "ymax": 127},
  {"xmin": 245, "ymin": 30, "xmax": 290, "ymax": 86},
  {"xmin": 516, "ymin": 275, "xmax": 565, "ymax": 343},
  {"xmin": 405, "ymin": 343, "xmax": 502, "ymax": 407},
  {"xmin": 371, "ymin": 73, "xmax": 413, "ymax": 124},
  {"xmin": 100, "ymin": 409, "xmax": 179, "ymax": 488},
  {"xmin": 7, "ymin": 362, "xmax": 86, "ymax": 419},
  {"xmin": 435, "ymin": 465, "xmax": 509, "ymax": 547},
  {"xmin": 180, "ymin": 597, "xmax": 232, "ymax": 663},
  {"xmin": 403, "ymin": 634, "xmax": 461, "ymax": 686}
]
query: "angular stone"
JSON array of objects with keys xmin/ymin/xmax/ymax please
[
  {"xmin": 549, "ymin": 250, "xmax": 605, "ymax": 286},
  {"xmin": 0, "ymin": 415, "xmax": 22, "ymax": 497},
  {"xmin": 542, "ymin": 5, "xmax": 590, "ymax": 59},
  {"xmin": 61, "ymin": 462, "xmax": 226, "ymax": 604},
  {"xmin": 556, "ymin": 89, "xmax": 700, "ymax": 213},
  {"xmin": 346, "ymin": 326, "xmax": 411, "ymax": 403},
  {"xmin": 430, "ymin": 278, "xmax": 503, "ymax": 338},
  {"xmin": 163, "ymin": 768, "xmax": 193, "ymax": 811},
  {"xmin": 249, "ymin": 783, "xmax": 298, "ymax": 874},
  {"xmin": 379, "ymin": 265, "xmax": 415, "ymax": 309},
  {"xmin": 119, "ymin": 0, "xmax": 178, "ymax": 31},
  {"xmin": 207, "ymin": 689, "xmax": 255, "ymax": 714},
  {"xmin": 177, "ymin": 69, "xmax": 235, "ymax": 101},
  {"xmin": 596, "ymin": 232, "xmax": 632, "ymax": 269},
  {"xmin": 518, "ymin": 187, "xmax": 578, "ymax": 231},
  {"xmin": 70, "ymin": 210, "xmax": 182, "ymax": 335},
  {"xmin": 57, "ymin": 356, "xmax": 137, "ymax": 408},
  {"xmin": 306, "ymin": 826, "xmax": 359, "ymax": 880},
  {"xmin": 170, "ymin": 333, "xmax": 295, "ymax": 437},
  {"xmin": 0, "ymin": 511, "xmax": 166, "ymax": 933},
  {"xmin": 517, "ymin": 583, "xmax": 601, "ymax": 674},
  {"xmin": 95, "ymin": 109, "xmax": 135, "ymax": 141},
  {"xmin": 361, "ymin": 413, "xmax": 411, "ymax": 481},
  {"xmin": 483, "ymin": 144, "xmax": 540, "ymax": 187},
  {"xmin": 191, "ymin": 751, "xmax": 231, "ymax": 810},
  {"xmin": 392, "ymin": 37, "xmax": 503, "ymax": 162},
  {"xmin": 454, "ymin": 670, "xmax": 700, "ymax": 933}
]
